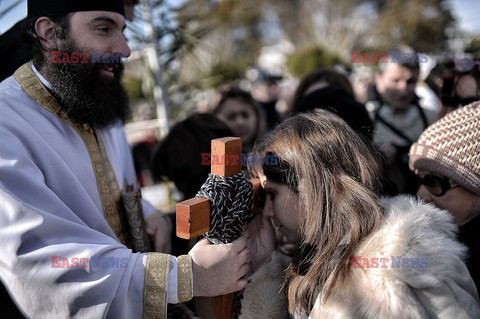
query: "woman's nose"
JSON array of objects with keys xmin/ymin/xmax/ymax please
[{"xmin": 416, "ymin": 185, "xmax": 433, "ymax": 202}]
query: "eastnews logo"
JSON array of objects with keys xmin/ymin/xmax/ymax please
[
  {"xmin": 51, "ymin": 51, "xmax": 129, "ymax": 64},
  {"xmin": 351, "ymin": 256, "xmax": 429, "ymax": 268},
  {"xmin": 51, "ymin": 256, "xmax": 128, "ymax": 269},
  {"xmin": 201, "ymin": 153, "xmax": 278, "ymax": 166},
  {"xmin": 351, "ymin": 51, "xmax": 429, "ymax": 64}
]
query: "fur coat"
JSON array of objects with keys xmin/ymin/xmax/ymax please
[
  {"xmin": 310, "ymin": 195, "xmax": 480, "ymax": 318},
  {"xmin": 239, "ymin": 251, "xmax": 291, "ymax": 319}
]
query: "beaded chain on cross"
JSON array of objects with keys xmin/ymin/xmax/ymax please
[{"xmin": 197, "ymin": 171, "xmax": 255, "ymax": 318}]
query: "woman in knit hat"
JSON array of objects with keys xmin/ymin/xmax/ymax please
[{"xmin": 409, "ymin": 101, "xmax": 480, "ymax": 291}]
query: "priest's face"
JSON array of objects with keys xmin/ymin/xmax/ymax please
[{"xmin": 43, "ymin": 11, "xmax": 132, "ymax": 128}]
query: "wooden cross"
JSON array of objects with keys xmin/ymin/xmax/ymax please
[{"xmin": 176, "ymin": 137, "xmax": 261, "ymax": 319}]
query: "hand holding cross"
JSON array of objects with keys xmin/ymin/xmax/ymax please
[{"xmin": 176, "ymin": 137, "xmax": 261, "ymax": 319}]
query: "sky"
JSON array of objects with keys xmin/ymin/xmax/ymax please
[
  {"xmin": 1, "ymin": 0, "xmax": 480, "ymax": 35},
  {"xmin": 451, "ymin": 0, "xmax": 480, "ymax": 33}
]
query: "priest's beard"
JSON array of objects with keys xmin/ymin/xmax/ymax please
[{"xmin": 43, "ymin": 39, "xmax": 130, "ymax": 128}]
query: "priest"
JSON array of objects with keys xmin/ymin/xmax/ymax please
[{"xmin": 0, "ymin": 1, "xmax": 250, "ymax": 318}]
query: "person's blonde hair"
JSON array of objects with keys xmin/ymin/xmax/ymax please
[{"xmin": 251, "ymin": 110, "xmax": 384, "ymax": 315}]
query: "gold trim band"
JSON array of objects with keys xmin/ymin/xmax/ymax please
[
  {"xmin": 177, "ymin": 255, "xmax": 193, "ymax": 303},
  {"xmin": 143, "ymin": 253, "xmax": 170, "ymax": 319}
]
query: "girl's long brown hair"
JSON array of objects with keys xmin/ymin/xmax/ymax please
[{"xmin": 251, "ymin": 110, "xmax": 383, "ymax": 315}]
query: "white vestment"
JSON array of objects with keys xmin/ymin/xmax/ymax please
[{"xmin": 0, "ymin": 64, "xmax": 191, "ymax": 319}]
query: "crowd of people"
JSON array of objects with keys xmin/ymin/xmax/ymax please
[{"xmin": 0, "ymin": 0, "xmax": 479, "ymax": 318}]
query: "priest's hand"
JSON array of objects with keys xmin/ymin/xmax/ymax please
[
  {"xmin": 189, "ymin": 237, "xmax": 250, "ymax": 296},
  {"xmin": 146, "ymin": 212, "xmax": 172, "ymax": 253}
]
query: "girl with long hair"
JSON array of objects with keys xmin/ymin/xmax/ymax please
[{"xmin": 246, "ymin": 110, "xmax": 479, "ymax": 318}]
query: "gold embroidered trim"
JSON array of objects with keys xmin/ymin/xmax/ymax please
[
  {"xmin": 96, "ymin": 133, "xmax": 132, "ymax": 246},
  {"xmin": 82, "ymin": 131, "xmax": 127, "ymax": 244},
  {"xmin": 13, "ymin": 63, "xmax": 128, "ymax": 245},
  {"xmin": 177, "ymin": 255, "xmax": 193, "ymax": 303},
  {"xmin": 14, "ymin": 63, "xmax": 78, "ymax": 128},
  {"xmin": 97, "ymin": 134, "xmax": 123, "ymax": 204},
  {"xmin": 144, "ymin": 253, "xmax": 170, "ymax": 319}
]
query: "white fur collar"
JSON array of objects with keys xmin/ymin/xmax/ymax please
[{"xmin": 310, "ymin": 195, "xmax": 479, "ymax": 318}]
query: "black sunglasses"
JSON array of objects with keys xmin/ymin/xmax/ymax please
[{"xmin": 418, "ymin": 174, "xmax": 458, "ymax": 196}]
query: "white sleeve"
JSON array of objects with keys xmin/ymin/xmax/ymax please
[{"xmin": 0, "ymin": 122, "xmax": 180, "ymax": 318}]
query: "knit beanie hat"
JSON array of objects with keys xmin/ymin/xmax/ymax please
[{"xmin": 409, "ymin": 101, "xmax": 480, "ymax": 195}]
